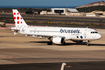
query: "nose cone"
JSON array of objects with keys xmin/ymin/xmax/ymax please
[{"xmin": 95, "ymin": 34, "xmax": 102, "ymax": 40}]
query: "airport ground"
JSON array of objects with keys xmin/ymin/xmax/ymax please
[
  {"xmin": 0, "ymin": 23, "xmax": 105, "ymax": 70},
  {"xmin": 0, "ymin": 13, "xmax": 105, "ymax": 28},
  {"xmin": 0, "ymin": 13, "xmax": 105, "ymax": 70}
]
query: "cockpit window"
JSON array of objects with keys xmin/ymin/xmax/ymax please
[{"xmin": 91, "ymin": 31, "xmax": 98, "ymax": 34}]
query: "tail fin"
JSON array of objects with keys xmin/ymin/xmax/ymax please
[{"xmin": 12, "ymin": 9, "xmax": 28, "ymax": 27}]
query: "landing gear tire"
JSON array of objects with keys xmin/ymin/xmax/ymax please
[
  {"xmin": 62, "ymin": 41, "xmax": 65, "ymax": 45},
  {"xmin": 47, "ymin": 41, "xmax": 52, "ymax": 45},
  {"xmin": 87, "ymin": 43, "xmax": 90, "ymax": 46}
]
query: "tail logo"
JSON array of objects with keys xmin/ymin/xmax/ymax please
[
  {"xmin": 22, "ymin": 29, "xmax": 25, "ymax": 32},
  {"xmin": 14, "ymin": 13, "xmax": 16, "ymax": 15},
  {"xmin": 13, "ymin": 9, "xmax": 28, "ymax": 27},
  {"xmin": 14, "ymin": 12, "xmax": 23, "ymax": 24}
]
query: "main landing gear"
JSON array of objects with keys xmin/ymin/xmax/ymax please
[
  {"xmin": 47, "ymin": 41, "xmax": 52, "ymax": 45},
  {"xmin": 47, "ymin": 37, "xmax": 52, "ymax": 45}
]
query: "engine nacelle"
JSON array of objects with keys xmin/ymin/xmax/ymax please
[{"xmin": 52, "ymin": 37, "xmax": 64, "ymax": 44}]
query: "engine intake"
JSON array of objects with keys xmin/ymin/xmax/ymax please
[{"xmin": 52, "ymin": 37, "xmax": 65, "ymax": 44}]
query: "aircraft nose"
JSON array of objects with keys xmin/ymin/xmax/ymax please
[{"xmin": 96, "ymin": 34, "xmax": 102, "ymax": 39}]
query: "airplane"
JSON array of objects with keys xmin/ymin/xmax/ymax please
[{"xmin": 11, "ymin": 9, "xmax": 102, "ymax": 46}]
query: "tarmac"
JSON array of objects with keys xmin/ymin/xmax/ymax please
[{"xmin": 0, "ymin": 23, "xmax": 105, "ymax": 70}]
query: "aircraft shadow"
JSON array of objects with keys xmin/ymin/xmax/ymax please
[
  {"xmin": 0, "ymin": 36, "xmax": 5, "ymax": 37},
  {"xmin": 29, "ymin": 41, "xmax": 105, "ymax": 46},
  {"xmin": 30, "ymin": 41, "xmax": 48, "ymax": 43},
  {"xmin": 90, "ymin": 44, "xmax": 105, "ymax": 46}
]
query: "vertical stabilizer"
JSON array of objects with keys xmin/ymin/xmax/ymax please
[{"xmin": 12, "ymin": 9, "xmax": 28, "ymax": 27}]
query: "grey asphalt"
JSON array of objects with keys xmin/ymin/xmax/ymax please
[
  {"xmin": 0, "ymin": 48, "xmax": 105, "ymax": 70},
  {"xmin": 1, "ymin": 62, "xmax": 105, "ymax": 70}
]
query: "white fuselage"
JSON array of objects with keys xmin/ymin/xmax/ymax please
[
  {"xmin": 17, "ymin": 26, "xmax": 102, "ymax": 41},
  {"xmin": 11, "ymin": 9, "xmax": 102, "ymax": 45}
]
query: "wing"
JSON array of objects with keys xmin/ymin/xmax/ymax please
[{"xmin": 26, "ymin": 33, "xmax": 65, "ymax": 39}]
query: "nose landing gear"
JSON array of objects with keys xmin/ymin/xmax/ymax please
[{"xmin": 86, "ymin": 40, "xmax": 90, "ymax": 46}]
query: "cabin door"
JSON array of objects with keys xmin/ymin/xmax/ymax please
[{"xmin": 84, "ymin": 30, "xmax": 87, "ymax": 39}]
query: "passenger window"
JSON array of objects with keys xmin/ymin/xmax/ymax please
[{"xmin": 77, "ymin": 36, "xmax": 79, "ymax": 38}]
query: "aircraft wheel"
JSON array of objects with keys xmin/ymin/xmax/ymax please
[
  {"xmin": 47, "ymin": 41, "xmax": 52, "ymax": 45},
  {"xmin": 86, "ymin": 40, "xmax": 90, "ymax": 46},
  {"xmin": 62, "ymin": 41, "xmax": 65, "ymax": 45}
]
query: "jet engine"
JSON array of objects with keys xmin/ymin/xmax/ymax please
[{"xmin": 52, "ymin": 37, "xmax": 65, "ymax": 44}]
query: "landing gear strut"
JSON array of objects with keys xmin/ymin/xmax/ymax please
[
  {"xmin": 86, "ymin": 40, "xmax": 90, "ymax": 46},
  {"xmin": 47, "ymin": 37, "xmax": 52, "ymax": 45}
]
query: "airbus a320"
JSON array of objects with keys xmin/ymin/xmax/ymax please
[{"xmin": 11, "ymin": 9, "xmax": 102, "ymax": 46}]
